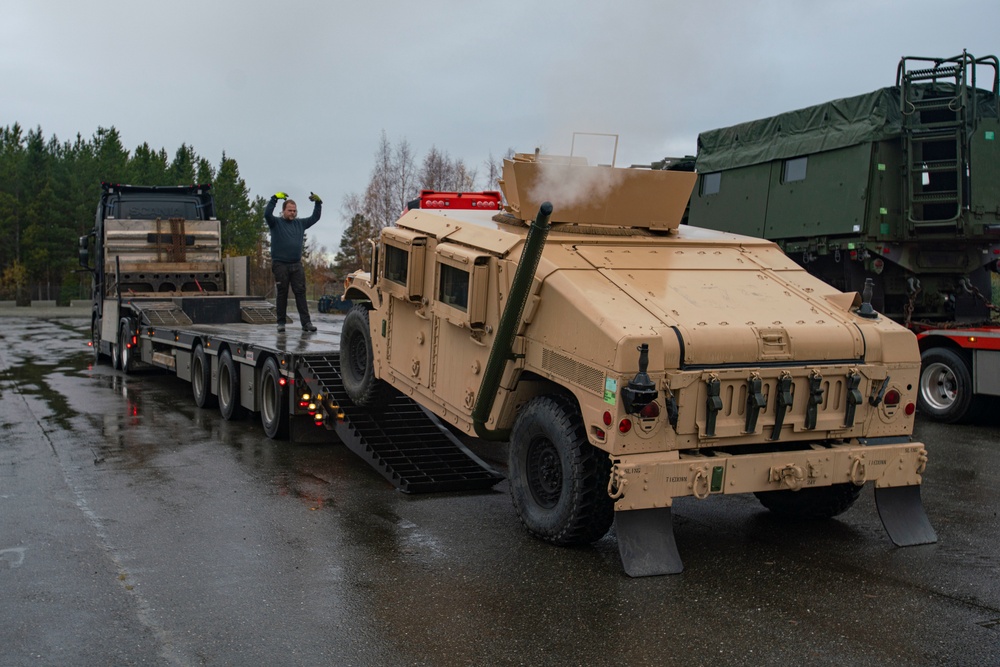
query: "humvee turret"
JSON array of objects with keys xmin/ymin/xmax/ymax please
[{"xmin": 342, "ymin": 153, "xmax": 936, "ymax": 576}]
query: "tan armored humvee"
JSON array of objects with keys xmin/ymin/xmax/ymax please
[{"xmin": 342, "ymin": 152, "xmax": 936, "ymax": 576}]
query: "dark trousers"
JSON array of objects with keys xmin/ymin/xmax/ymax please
[{"xmin": 272, "ymin": 261, "xmax": 311, "ymax": 326}]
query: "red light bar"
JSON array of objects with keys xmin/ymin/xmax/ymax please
[{"xmin": 418, "ymin": 190, "xmax": 502, "ymax": 210}]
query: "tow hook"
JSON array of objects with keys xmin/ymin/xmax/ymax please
[{"xmin": 769, "ymin": 463, "xmax": 807, "ymax": 491}]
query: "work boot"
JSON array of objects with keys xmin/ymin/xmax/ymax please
[
  {"xmin": 302, "ymin": 323, "xmax": 317, "ymax": 332},
  {"xmin": 277, "ymin": 323, "xmax": 286, "ymax": 333}
]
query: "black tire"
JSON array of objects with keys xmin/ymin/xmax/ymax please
[
  {"xmin": 260, "ymin": 356, "xmax": 289, "ymax": 440},
  {"xmin": 918, "ymin": 347, "xmax": 983, "ymax": 423},
  {"xmin": 340, "ymin": 304, "xmax": 386, "ymax": 407},
  {"xmin": 218, "ymin": 349, "xmax": 246, "ymax": 421},
  {"xmin": 508, "ymin": 395, "xmax": 614, "ymax": 545},
  {"xmin": 191, "ymin": 344, "xmax": 216, "ymax": 409},
  {"xmin": 118, "ymin": 318, "xmax": 135, "ymax": 374},
  {"xmin": 91, "ymin": 315, "xmax": 103, "ymax": 364},
  {"xmin": 754, "ymin": 483, "xmax": 863, "ymax": 520}
]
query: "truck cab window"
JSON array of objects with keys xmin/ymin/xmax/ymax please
[{"xmin": 438, "ymin": 263, "xmax": 469, "ymax": 311}]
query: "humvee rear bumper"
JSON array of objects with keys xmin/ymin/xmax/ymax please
[
  {"xmin": 610, "ymin": 440, "xmax": 936, "ymax": 577},
  {"xmin": 609, "ymin": 440, "xmax": 928, "ymax": 510}
]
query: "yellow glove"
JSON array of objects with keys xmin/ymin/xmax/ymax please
[
  {"xmin": 308, "ymin": 192, "xmax": 322, "ymax": 203},
  {"xmin": 273, "ymin": 191, "xmax": 288, "ymax": 200}
]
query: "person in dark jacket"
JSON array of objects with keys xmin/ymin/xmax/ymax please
[{"xmin": 264, "ymin": 191, "xmax": 322, "ymax": 332}]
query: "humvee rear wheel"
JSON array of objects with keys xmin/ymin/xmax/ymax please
[
  {"xmin": 340, "ymin": 305, "xmax": 385, "ymax": 407},
  {"xmin": 754, "ymin": 483, "xmax": 862, "ymax": 519},
  {"xmin": 191, "ymin": 344, "xmax": 216, "ymax": 409},
  {"xmin": 260, "ymin": 356, "xmax": 289, "ymax": 440},
  {"xmin": 508, "ymin": 395, "xmax": 614, "ymax": 545}
]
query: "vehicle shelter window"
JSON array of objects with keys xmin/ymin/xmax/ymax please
[
  {"xmin": 438, "ymin": 263, "xmax": 469, "ymax": 311},
  {"xmin": 384, "ymin": 244, "xmax": 408, "ymax": 286},
  {"xmin": 783, "ymin": 157, "xmax": 808, "ymax": 183},
  {"xmin": 701, "ymin": 172, "xmax": 721, "ymax": 196}
]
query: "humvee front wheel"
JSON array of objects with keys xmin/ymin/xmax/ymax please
[
  {"xmin": 754, "ymin": 483, "xmax": 862, "ymax": 520},
  {"xmin": 508, "ymin": 395, "xmax": 614, "ymax": 545},
  {"xmin": 340, "ymin": 305, "xmax": 386, "ymax": 407}
]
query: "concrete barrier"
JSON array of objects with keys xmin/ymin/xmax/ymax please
[
  {"xmin": 71, "ymin": 299, "xmax": 92, "ymax": 308},
  {"xmin": 31, "ymin": 300, "xmax": 57, "ymax": 308},
  {"xmin": 0, "ymin": 300, "xmax": 15, "ymax": 308}
]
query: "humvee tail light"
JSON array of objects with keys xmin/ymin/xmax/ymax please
[
  {"xmin": 639, "ymin": 402, "xmax": 660, "ymax": 419},
  {"xmin": 884, "ymin": 389, "xmax": 901, "ymax": 406},
  {"xmin": 302, "ymin": 393, "xmax": 311, "ymax": 401},
  {"xmin": 278, "ymin": 377, "xmax": 287, "ymax": 386},
  {"xmin": 603, "ymin": 411, "xmax": 613, "ymax": 426},
  {"xmin": 314, "ymin": 413, "xmax": 324, "ymax": 425},
  {"xmin": 905, "ymin": 402, "xmax": 916, "ymax": 416},
  {"xmin": 619, "ymin": 419, "xmax": 632, "ymax": 434}
]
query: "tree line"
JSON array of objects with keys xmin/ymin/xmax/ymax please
[
  {"xmin": 0, "ymin": 121, "xmax": 509, "ymax": 305},
  {"xmin": 0, "ymin": 123, "xmax": 263, "ymax": 304}
]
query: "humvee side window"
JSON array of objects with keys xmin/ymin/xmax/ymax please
[
  {"xmin": 438, "ymin": 263, "xmax": 469, "ymax": 311},
  {"xmin": 783, "ymin": 157, "xmax": 807, "ymax": 183},
  {"xmin": 701, "ymin": 172, "xmax": 721, "ymax": 196},
  {"xmin": 384, "ymin": 244, "xmax": 408, "ymax": 286}
]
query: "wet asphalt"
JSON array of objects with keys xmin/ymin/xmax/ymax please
[{"xmin": 0, "ymin": 312, "xmax": 998, "ymax": 666}]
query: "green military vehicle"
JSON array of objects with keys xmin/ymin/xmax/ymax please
[
  {"xmin": 342, "ymin": 153, "xmax": 936, "ymax": 576},
  {"xmin": 685, "ymin": 51, "xmax": 1000, "ymax": 422}
]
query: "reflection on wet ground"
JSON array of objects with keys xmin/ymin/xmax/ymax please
[{"xmin": 1, "ymin": 314, "xmax": 999, "ymax": 665}]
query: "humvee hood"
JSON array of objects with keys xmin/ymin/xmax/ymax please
[{"xmin": 570, "ymin": 242, "xmax": 865, "ymax": 366}]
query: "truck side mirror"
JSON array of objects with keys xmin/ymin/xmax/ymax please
[{"xmin": 78, "ymin": 233, "xmax": 93, "ymax": 270}]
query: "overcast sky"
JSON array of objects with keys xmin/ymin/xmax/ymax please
[{"xmin": 4, "ymin": 0, "xmax": 1000, "ymax": 255}]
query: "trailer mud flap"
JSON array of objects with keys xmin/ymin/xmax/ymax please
[
  {"xmin": 874, "ymin": 485, "xmax": 938, "ymax": 546},
  {"xmin": 615, "ymin": 507, "xmax": 683, "ymax": 577}
]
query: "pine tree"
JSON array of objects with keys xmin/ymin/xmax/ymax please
[
  {"xmin": 214, "ymin": 153, "xmax": 262, "ymax": 256},
  {"xmin": 332, "ymin": 213, "xmax": 374, "ymax": 280}
]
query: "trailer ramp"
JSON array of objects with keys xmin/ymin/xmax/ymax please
[{"xmin": 298, "ymin": 354, "xmax": 503, "ymax": 493}]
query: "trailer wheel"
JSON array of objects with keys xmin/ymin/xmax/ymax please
[
  {"xmin": 118, "ymin": 318, "xmax": 135, "ymax": 374},
  {"xmin": 260, "ymin": 356, "xmax": 289, "ymax": 439},
  {"xmin": 191, "ymin": 344, "xmax": 216, "ymax": 409},
  {"xmin": 754, "ymin": 483, "xmax": 862, "ymax": 519},
  {"xmin": 91, "ymin": 316, "xmax": 103, "ymax": 364},
  {"xmin": 508, "ymin": 395, "xmax": 614, "ymax": 545},
  {"xmin": 218, "ymin": 349, "xmax": 246, "ymax": 421},
  {"xmin": 918, "ymin": 347, "xmax": 981, "ymax": 423},
  {"xmin": 340, "ymin": 305, "xmax": 385, "ymax": 407}
]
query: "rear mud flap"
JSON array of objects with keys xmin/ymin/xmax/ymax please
[
  {"xmin": 615, "ymin": 507, "xmax": 683, "ymax": 577},
  {"xmin": 874, "ymin": 485, "xmax": 938, "ymax": 547}
]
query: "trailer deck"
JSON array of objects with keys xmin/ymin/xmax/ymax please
[{"xmin": 132, "ymin": 317, "xmax": 502, "ymax": 494}]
